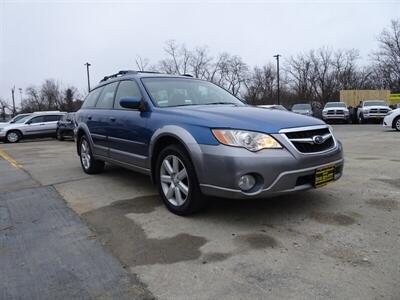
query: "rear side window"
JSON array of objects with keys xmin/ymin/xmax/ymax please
[
  {"xmin": 114, "ymin": 80, "xmax": 142, "ymax": 109},
  {"xmin": 82, "ymin": 87, "xmax": 103, "ymax": 108},
  {"xmin": 29, "ymin": 116, "xmax": 45, "ymax": 124},
  {"xmin": 96, "ymin": 82, "xmax": 118, "ymax": 109},
  {"xmin": 45, "ymin": 115, "xmax": 62, "ymax": 122}
]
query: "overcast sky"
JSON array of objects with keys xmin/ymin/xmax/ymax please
[{"xmin": 1, "ymin": 0, "xmax": 399, "ymax": 106}]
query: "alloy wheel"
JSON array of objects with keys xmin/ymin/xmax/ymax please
[
  {"xmin": 160, "ymin": 155, "xmax": 189, "ymax": 207},
  {"xmin": 80, "ymin": 139, "xmax": 91, "ymax": 170},
  {"xmin": 396, "ymin": 118, "xmax": 400, "ymax": 131},
  {"xmin": 7, "ymin": 132, "xmax": 19, "ymax": 143}
]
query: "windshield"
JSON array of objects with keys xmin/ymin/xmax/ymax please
[
  {"xmin": 15, "ymin": 116, "xmax": 31, "ymax": 124},
  {"xmin": 292, "ymin": 104, "xmax": 311, "ymax": 110},
  {"xmin": 275, "ymin": 105, "xmax": 287, "ymax": 111},
  {"xmin": 10, "ymin": 114, "xmax": 28, "ymax": 123},
  {"xmin": 325, "ymin": 102, "xmax": 346, "ymax": 108},
  {"xmin": 142, "ymin": 78, "xmax": 245, "ymax": 107},
  {"xmin": 364, "ymin": 101, "xmax": 386, "ymax": 106}
]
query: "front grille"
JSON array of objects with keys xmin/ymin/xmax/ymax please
[
  {"xmin": 285, "ymin": 128, "xmax": 330, "ymax": 139},
  {"xmin": 336, "ymin": 110, "xmax": 344, "ymax": 115},
  {"xmin": 284, "ymin": 127, "xmax": 335, "ymax": 154},
  {"xmin": 369, "ymin": 108, "xmax": 388, "ymax": 114},
  {"xmin": 291, "ymin": 138, "xmax": 335, "ymax": 153}
]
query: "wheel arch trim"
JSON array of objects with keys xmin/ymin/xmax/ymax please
[{"xmin": 149, "ymin": 126, "xmax": 205, "ymax": 183}]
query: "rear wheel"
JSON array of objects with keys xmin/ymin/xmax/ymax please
[
  {"xmin": 79, "ymin": 135, "xmax": 104, "ymax": 174},
  {"xmin": 6, "ymin": 130, "xmax": 21, "ymax": 143},
  {"xmin": 394, "ymin": 116, "xmax": 400, "ymax": 131},
  {"xmin": 156, "ymin": 144, "xmax": 207, "ymax": 215}
]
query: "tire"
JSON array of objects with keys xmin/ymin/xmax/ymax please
[
  {"xmin": 155, "ymin": 144, "xmax": 207, "ymax": 215},
  {"xmin": 56, "ymin": 129, "xmax": 64, "ymax": 141},
  {"xmin": 6, "ymin": 130, "xmax": 22, "ymax": 143},
  {"xmin": 79, "ymin": 135, "xmax": 104, "ymax": 174},
  {"xmin": 394, "ymin": 116, "xmax": 400, "ymax": 131}
]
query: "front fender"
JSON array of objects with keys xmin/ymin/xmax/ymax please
[{"xmin": 149, "ymin": 125, "xmax": 206, "ymax": 182}]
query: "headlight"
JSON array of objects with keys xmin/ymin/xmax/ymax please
[
  {"xmin": 386, "ymin": 110, "xmax": 393, "ymax": 115},
  {"xmin": 211, "ymin": 129, "xmax": 282, "ymax": 152}
]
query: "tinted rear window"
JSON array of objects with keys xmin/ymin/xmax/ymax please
[{"xmin": 45, "ymin": 115, "xmax": 62, "ymax": 122}]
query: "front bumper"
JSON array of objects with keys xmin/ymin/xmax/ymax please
[
  {"xmin": 383, "ymin": 114, "xmax": 394, "ymax": 128},
  {"xmin": 322, "ymin": 114, "xmax": 349, "ymax": 120},
  {"xmin": 191, "ymin": 135, "xmax": 343, "ymax": 199},
  {"xmin": 363, "ymin": 113, "xmax": 387, "ymax": 119}
]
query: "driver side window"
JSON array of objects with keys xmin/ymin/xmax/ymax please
[{"xmin": 114, "ymin": 80, "xmax": 142, "ymax": 109}]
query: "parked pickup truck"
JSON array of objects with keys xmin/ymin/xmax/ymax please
[
  {"xmin": 322, "ymin": 102, "xmax": 349, "ymax": 123},
  {"xmin": 357, "ymin": 100, "xmax": 391, "ymax": 124}
]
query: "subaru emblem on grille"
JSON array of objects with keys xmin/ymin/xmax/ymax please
[{"xmin": 312, "ymin": 135, "xmax": 325, "ymax": 144}]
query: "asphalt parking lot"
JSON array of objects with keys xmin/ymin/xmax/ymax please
[{"xmin": 0, "ymin": 125, "xmax": 399, "ymax": 300}]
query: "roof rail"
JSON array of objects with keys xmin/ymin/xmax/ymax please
[{"xmin": 100, "ymin": 70, "xmax": 137, "ymax": 83}]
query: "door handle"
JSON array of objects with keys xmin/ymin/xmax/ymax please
[
  {"xmin": 109, "ymin": 117, "xmax": 116, "ymax": 122},
  {"xmin": 87, "ymin": 115, "xmax": 92, "ymax": 120}
]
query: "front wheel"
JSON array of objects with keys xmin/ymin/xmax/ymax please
[
  {"xmin": 79, "ymin": 136, "xmax": 104, "ymax": 174},
  {"xmin": 394, "ymin": 116, "xmax": 400, "ymax": 131},
  {"xmin": 156, "ymin": 144, "xmax": 207, "ymax": 215},
  {"xmin": 6, "ymin": 130, "xmax": 21, "ymax": 143}
]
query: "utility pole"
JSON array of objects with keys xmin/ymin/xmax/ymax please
[
  {"xmin": 273, "ymin": 54, "xmax": 281, "ymax": 105},
  {"xmin": 19, "ymin": 88, "xmax": 23, "ymax": 103},
  {"xmin": 84, "ymin": 62, "xmax": 91, "ymax": 93},
  {"xmin": 11, "ymin": 86, "xmax": 16, "ymax": 117}
]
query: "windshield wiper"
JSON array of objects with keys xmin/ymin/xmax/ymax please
[{"xmin": 202, "ymin": 102, "xmax": 238, "ymax": 106}]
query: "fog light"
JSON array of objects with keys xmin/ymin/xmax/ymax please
[{"xmin": 238, "ymin": 174, "xmax": 256, "ymax": 191}]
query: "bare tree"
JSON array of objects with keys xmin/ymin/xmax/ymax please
[
  {"xmin": 189, "ymin": 46, "xmax": 213, "ymax": 79},
  {"xmin": 285, "ymin": 53, "xmax": 314, "ymax": 101},
  {"xmin": 41, "ymin": 79, "xmax": 62, "ymax": 110},
  {"xmin": 244, "ymin": 64, "xmax": 276, "ymax": 104},
  {"xmin": 135, "ymin": 56, "xmax": 150, "ymax": 71},
  {"xmin": 372, "ymin": 19, "xmax": 400, "ymax": 91},
  {"xmin": 159, "ymin": 40, "xmax": 192, "ymax": 74},
  {"xmin": 0, "ymin": 98, "xmax": 10, "ymax": 121}
]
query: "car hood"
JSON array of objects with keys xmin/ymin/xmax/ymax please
[
  {"xmin": 0, "ymin": 122, "xmax": 10, "ymax": 129},
  {"xmin": 159, "ymin": 105, "xmax": 324, "ymax": 133},
  {"xmin": 1, "ymin": 123, "xmax": 26, "ymax": 131}
]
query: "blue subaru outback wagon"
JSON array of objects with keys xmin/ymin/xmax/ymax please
[{"xmin": 75, "ymin": 70, "xmax": 343, "ymax": 215}]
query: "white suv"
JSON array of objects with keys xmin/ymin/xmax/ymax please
[
  {"xmin": 322, "ymin": 102, "xmax": 349, "ymax": 123},
  {"xmin": 0, "ymin": 111, "xmax": 66, "ymax": 143},
  {"xmin": 383, "ymin": 108, "xmax": 400, "ymax": 131},
  {"xmin": 357, "ymin": 100, "xmax": 391, "ymax": 124}
]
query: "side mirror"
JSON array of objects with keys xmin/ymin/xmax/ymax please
[
  {"xmin": 119, "ymin": 97, "xmax": 142, "ymax": 109},
  {"xmin": 26, "ymin": 120, "xmax": 32, "ymax": 125}
]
